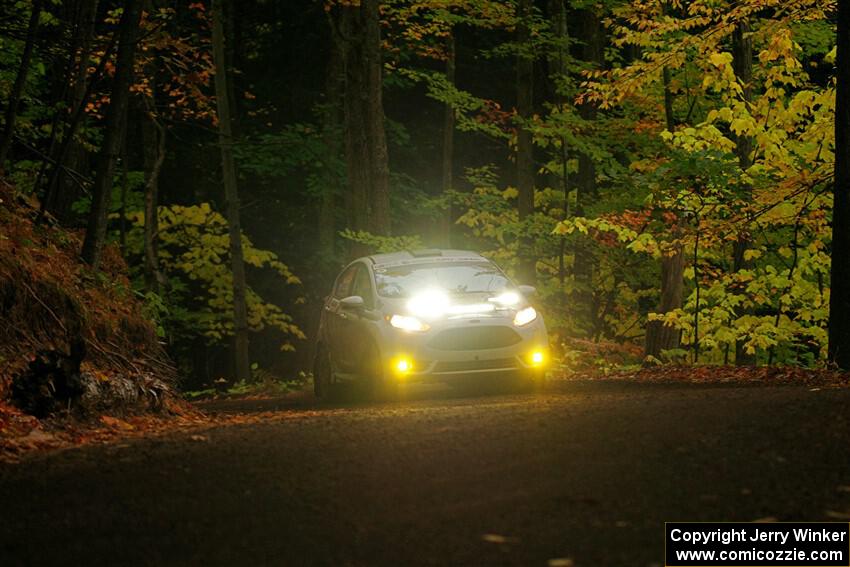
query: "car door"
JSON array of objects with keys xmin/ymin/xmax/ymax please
[
  {"xmin": 324, "ymin": 264, "xmax": 357, "ymax": 369},
  {"xmin": 336, "ymin": 263, "xmax": 377, "ymax": 373}
]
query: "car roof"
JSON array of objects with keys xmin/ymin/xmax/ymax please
[{"xmin": 366, "ymin": 249, "xmax": 488, "ymax": 269}]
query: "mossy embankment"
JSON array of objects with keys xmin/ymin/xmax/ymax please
[{"xmin": 0, "ymin": 180, "xmax": 182, "ymax": 423}]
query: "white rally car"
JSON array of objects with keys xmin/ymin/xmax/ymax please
[{"xmin": 314, "ymin": 249, "xmax": 549, "ymax": 397}]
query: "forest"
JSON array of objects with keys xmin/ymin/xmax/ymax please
[{"xmin": 0, "ymin": 0, "xmax": 848, "ymax": 397}]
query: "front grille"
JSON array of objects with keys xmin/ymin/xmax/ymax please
[
  {"xmin": 428, "ymin": 326, "xmax": 522, "ymax": 351},
  {"xmin": 433, "ymin": 358, "xmax": 518, "ymax": 373}
]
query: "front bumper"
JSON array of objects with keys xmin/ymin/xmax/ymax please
[{"xmin": 377, "ymin": 315, "xmax": 549, "ymax": 381}]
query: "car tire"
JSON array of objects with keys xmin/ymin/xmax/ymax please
[
  {"xmin": 515, "ymin": 368, "xmax": 545, "ymax": 393},
  {"xmin": 361, "ymin": 341, "xmax": 398, "ymax": 401},
  {"xmin": 313, "ymin": 345, "xmax": 334, "ymax": 399}
]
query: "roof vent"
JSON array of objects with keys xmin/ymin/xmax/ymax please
[{"xmin": 409, "ymin": 249, "xmax": 443, "ymax": 258}]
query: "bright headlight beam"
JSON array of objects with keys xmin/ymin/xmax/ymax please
[
  {"xmin": 491, "ymin": 291, "xmax": 520, "ymax": 306},
  {"xmin": 390, "ymin": 314, "xmax": 430, "ymax": 332},
  {"xmin": 513, "ymin": 306, "xmax": 538, "ymax": 327},
  {"xmin": 447, "ymin": 303, "xmax": 495, "ymax": 315},
  {"xmin": 407, "ymin": 289, "xmax": 450, "ymax": 319}
]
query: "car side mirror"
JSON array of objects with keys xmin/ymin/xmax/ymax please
[
  {"xmin": 518, "ymin": 285, "xmax": 537, "ymax": 297},
  {"xmin": 340, "ymin": 295, "xmax": 365, "ymax": 310}
]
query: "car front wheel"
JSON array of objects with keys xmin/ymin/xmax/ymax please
[
  {"xmin": 518, "ymin": 368, "xmax": 545, "ymax": 391},
  {"xmin": 313, "ymin": 345, "xmax": 333, "ymax": 398},
  {"xmin": 361, "ymin": 341, "xmax": 398, "ymax": 401}
]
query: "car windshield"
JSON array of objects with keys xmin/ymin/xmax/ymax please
[{"xmin": 374, "ymin": 261, "xmax": 511, "ymax": 298}]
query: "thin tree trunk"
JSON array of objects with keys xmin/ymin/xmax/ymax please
[
  {"xmin": 441, "ymin": 31, "xmax": 456, "ymax": 247},
  {"xmin": 212, "ymin": 0, "xmax": 251, "ymax": 383},
  {"xmin": 34, "ymin": 0, "xmax": 89, "ymax": 199},
  {"xmin": 549, "ymin": 0, "xmax": 569, "ymax": 289},
  {"xmin": 142, "ymin": 111, "xmax": 167, "ymax": 293},
  {"xmin": 829, "ymin": 0, "xmax": 850, "ymax": 369},
  {"xmin": 0, "ymin": 0, "xmax": 43, "ymax": 172},
  {"xmin": 119, "ymin": 116, "xmax": 129, "ymax": 255},
  {"xmin": 363, "ymin": 0, "xmax": 390, "ymax": 236},
  {"xmin": 81, "ymin": 0, "xmax": 142, "ymax": 267},
  {"xmin": 516, "ymin": 0, "xmax": 535, "ymax": 284},
  {"xmin": 340, "ymin": 6, "xmax": 370, "ymax": 256},
  {"xmin": 731, "ymin": 20, "xmax": 756, "ymax": 365},
  {"xmin": 320, "ymin": 19, "xmax": 345, "ymax": 257},
  {"xmin": 692, "ymin": 220, "xmax": 702, "ymax": 363},
  {"xmin": 139, "ymin": 1, "xmax": 167, "ymax": 293},
  {"xmin": 43, "ymin": 27, "xmax": 118, "ymax": 221},
  {"xmin": 571, "ymin": 7, "xmax": 604, "ymax": 334},
  {"xmin": 662, "ymin": 66, "xmax": 675, "ymax": 131},
  {"xmin": 223, "ymin": 0, "xmax": 240, "ymax": 137},
  {"xmin": 44, "ymin": 0, "xmax": 98, "ymax": 222},
  {"xmin": 645, "ymin": 62, "xmax": 685, "ymax": 361}
]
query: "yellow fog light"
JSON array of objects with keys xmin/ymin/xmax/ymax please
[
  {"xmin": 393, "ymin": 356, "xmax": 413, "ymax": 375},
  {"xmin": 530, "ymin": 350, "xmax": 545, "ymax": 367}
]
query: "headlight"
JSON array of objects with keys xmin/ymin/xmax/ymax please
[
  {"xmin": 490, "ymin": 291, "xmax": 520, "ymax": 306},
  {"xmin": 390, "ymin": 314, "xmax": 430, "ymax": 332},
  {"xmin": 513, "ymin": 306, "xmax": 538, "ymax": 327},
  {"xmin": 407, "ymin": 289, "xmax": 450, "ymax": 318}
]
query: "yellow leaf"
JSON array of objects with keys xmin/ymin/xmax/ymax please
[{"xmin": 709, "ymin": 52, "xmax": 732, "ymax": 67}]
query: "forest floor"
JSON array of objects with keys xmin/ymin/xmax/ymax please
[{"xmin": 2, "ymin": 379, "xmax": 850, "ymax": 566}]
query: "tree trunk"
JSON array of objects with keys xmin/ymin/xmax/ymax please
[
  {"xmin": 363, "ymin": 0, "xmax": 391, "ymax": 236},
  {"xmin": 645, "ymin": 62, "xmax": 685, "ymax": 360},
  {"xmin": 319, "ymin": 18, "xmax": 345, "ymax": 258},
  {"xmin": 339, "ymin": 0, "xmax": 391, "ymax": 255},
  {"xmin": 731, "ymin": 20, "xmax": 756, "ymax": 365},
  {"xmin": 516, "ymin": 0, "xmax": 535, "ymax": 284},
  {"xmin": 223, "ymin": 0, "xmax": 240, "ymax": 138},
  {"xmin": 119, "ymin": 114, "xmax": 129, "ymax": 255},
  {"xmin": 829, "ymin": 0, "xmax": 850, "ymax": 369},
  {"xmin": 81, "ymin": 0, "xmax": 141, "ymax": 267},
  {"xmin": 549, "ymin": 0, "xmax": 569, "ymax": 289},
  {"xmin": 571, "ymin": 7, "xmax": 604, "ymax": 334},
  {"xmin": 662, "ymin": 66, "xmax": 675, "ymax": 131},
  {"xmin": 441, "ymin": 31, "xmax": 456, "ymax": 247},
  {"xmin": 46, "ymin": 0, "xmax": 98, "ymax": 222},
  {"xmin": 645, "ymin": 244, "xmax": 685, "ymax": 359},
  {"xmin": 212, "ymin": 0, "xmax": 251, "ymax": 383},
  {"xmin": 42, "ymin": 0, "xmax": 105, "ymax": 221},
  {"xmin": 0, "ymin": 0, "xmax": 43, "ymax": 172},
  {"xmin": 340, "ymin": 7, "xmax": 370, "ymax": 256},
  {"xmin": 142, "ymin": 110, "xmax": 167, "ymax": 294}
]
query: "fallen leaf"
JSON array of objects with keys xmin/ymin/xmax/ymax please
[
  {"xmin": 825, "ymin": 510, "xmax": 850, "ymax": 520},
  {"xmin": 482, "ymin": 533, "xmax": 519, "ymax": 544},
  {"xmin": 21, "ymin": 428, "xmax": 54, "ymax": 443},
  {"xmin": 100, "ymin": 415, "xmax": 135, "ymax": 431}
]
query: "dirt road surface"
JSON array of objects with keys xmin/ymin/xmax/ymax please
[{"xmin": 2, "ymin": 381, "xmax": 850, "ymax": 566}]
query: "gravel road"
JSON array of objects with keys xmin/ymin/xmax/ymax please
[{"xmin": 2, "ymin": 381, "xmax": 850, "ymax": 566}]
